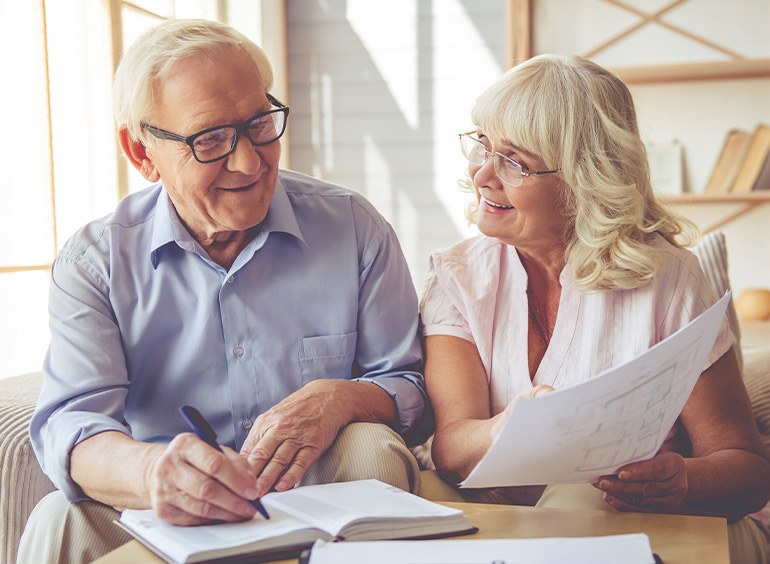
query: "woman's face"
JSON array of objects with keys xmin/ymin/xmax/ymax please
[{"xmin": 470, "ymin": 130, "xmax": 570, "ymax": 254}]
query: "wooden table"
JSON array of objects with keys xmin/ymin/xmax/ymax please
[{"xmin": 91, "ymin": 501, "xmax": 729, "ymax": 564}]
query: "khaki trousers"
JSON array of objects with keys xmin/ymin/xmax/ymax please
[
  {"xmin": 419, "ymin": 470, "xmax": 770, "ymax": 564},
  {"xmin": 16, "ymin": 422, "xmax": 419, "ymax": 564}
]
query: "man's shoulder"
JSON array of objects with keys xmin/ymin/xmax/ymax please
[
  {"xmin": 278, "ymin": 169, "xmax": 388, "ymax": 229},
  {"xmin": 60, "ymin": 183, "xmax": 161, "ymax": 257}
]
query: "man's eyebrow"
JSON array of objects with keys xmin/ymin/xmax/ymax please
[{"xmin": 186, "ymin": 105, "xmax": 272, "ymax": 134}]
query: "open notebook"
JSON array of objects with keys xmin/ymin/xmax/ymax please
[{"xmin": 117, "ymin": 479, "xmax": 475, "ymax": 564}]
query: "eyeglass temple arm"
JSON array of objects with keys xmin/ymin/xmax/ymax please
[
  {"xmin": 527, "ymin": 170, "xmax": 559, "ymax": 176},
  {"xmin": 141, "ymin": 123, "xmax": 187, "ymax": 143},
  {"xmin": 267, "ymin": 92, "xmax": 288, "ymax": 109}
]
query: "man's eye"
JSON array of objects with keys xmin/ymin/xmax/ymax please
[
  {"xmin": 194, "ymin": 129, "xmax": 229, "ymax": 149},
  {"xmin": 249, "ymin": 116, "xmax": 277, "ymax": 140}
]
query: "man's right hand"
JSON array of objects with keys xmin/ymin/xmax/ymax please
[{"xmin": 145, "ymin": 432, "xmax": 261, "ymax": 525}]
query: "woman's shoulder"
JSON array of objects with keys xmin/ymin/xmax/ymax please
[
  {"xmin": 425, "ymin": 236, "xmax": 514, "ymax": 304},
  {"xmin": 431, "ymin": 235, "xmax": 506, "ymax": 270},
  {"xmin": 648, "ymin": 233, "xmax": 701, "ymax": 277},
  {"xmin": 628, "ymin": 233, "xmax": 708, "ymax": 304}
]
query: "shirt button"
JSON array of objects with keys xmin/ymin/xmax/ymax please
[
  {"xmin": 233, "ymin": 346, "xmax": 244, "ymax": 358},
  {"xmin": 226, "ymin": 276, "xmax": 234, "ymax": 284},
  {"xmin": 242, "ymin": 418, "xmax": 253, "ymax": 429}
]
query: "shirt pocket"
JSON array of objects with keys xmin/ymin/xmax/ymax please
[{"xmin": 298, "ymin": 332, "xmax": 357, "ymax": 385}]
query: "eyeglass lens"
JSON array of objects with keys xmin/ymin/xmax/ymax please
[
  {"xmin": 460, "ymin": 134, "xmax": 523, "ymax": 186},
  {"xmin": 192, "ymin": 111, "xmax": 286, "ymax": 162}
]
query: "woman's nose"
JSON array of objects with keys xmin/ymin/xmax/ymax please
[{"xmin": 473, "ymin": 154, "xmax": 501, "ymax": 188}]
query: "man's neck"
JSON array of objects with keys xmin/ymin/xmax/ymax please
[{"xmin": 197, "ymin": 226, "xmax": 260, "ymax": 271}]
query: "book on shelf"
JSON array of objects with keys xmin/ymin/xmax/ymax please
[
  {"xmin": 647, "ymin": 141, "xmax": 683, "ymax": 195},
  {"xmin": 116, "ymin": 479, "xmax": 476, "ymax": 564},
  {"xmin": 731, "ymin": 124, "xmax": 770, "ymax": 193},
  {"xmin": 703, "ymin": 129, "xmax": 752, "ymax": 194},
  {"xmin": 752, "ymin": 144, "xmax": 770, "ymax": 191}
]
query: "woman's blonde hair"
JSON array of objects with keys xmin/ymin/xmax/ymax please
[
  {"xmin": 464, "ymin": 54, "xmax": 695, "ymax": 291},
  {"xmin": 113, "ymin": 18, "xmax": 274, "ymax": 143}
]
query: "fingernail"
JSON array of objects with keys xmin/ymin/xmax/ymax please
[
  {"xmin": 618, "ymin": 471, "xmax": 629, "ymax": 480},
  {"xmin": 606, "ymin": 496, "xmax": 614, "ymax": 504},
  {"xmin": 599, "ymin": 480, "xmax": 610, "ymax": 489}
]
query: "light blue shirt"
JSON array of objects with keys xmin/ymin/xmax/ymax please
[{"xmin": 31, "ymin": 169, "xmax": 428, "ymax": 502}]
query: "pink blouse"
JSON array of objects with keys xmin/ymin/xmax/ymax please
[{"xmin": 420, "ymin": 233, "xmax": 733, "ymax": 417}]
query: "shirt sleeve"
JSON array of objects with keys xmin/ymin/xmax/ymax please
[
  {"xmin": 350, "ymin": 200, "xmax": 431, "ymax": 445},
  {"xmin": 419, "ymin": 252, "xmax": 476, "ymax": 345},
  {"xmin": 31, "ymin": 247, "xmax": 133, "ymax": 503},
  {"xmin": 658, "ymin": 248, "xmax": 734, "ymax": 371}
]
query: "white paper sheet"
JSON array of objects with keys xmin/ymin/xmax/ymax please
[
  {"xmin": 460, "ymin": 293, "xmax": 730, "ymax": 488},
  {"xmin": 305, "ymin": 534, "xmax": 656, "ymax": 564}
]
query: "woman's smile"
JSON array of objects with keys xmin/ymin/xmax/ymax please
[{"xmin": 480, "ymin": 195, "xmax": 514, "ymax": 211}]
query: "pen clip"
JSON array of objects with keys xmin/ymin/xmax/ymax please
[{"xmin": 179, "ymin": 405, "xmax": 221, "ymax": 450}]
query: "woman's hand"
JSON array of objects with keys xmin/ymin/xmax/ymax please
[
  {"xmin": 592, "ymin": 451, "xmax": 688, "ymax": 512},
  {"xmin": 490, "ymin": 384, "xmax": 554, "ymax": 439}
]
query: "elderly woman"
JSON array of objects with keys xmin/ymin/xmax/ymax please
[{"xmin": 419, "ymin": 54, "xmax": 770, "ymax": 563}]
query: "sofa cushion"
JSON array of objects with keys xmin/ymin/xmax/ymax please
[
  {"xmin": 0, "ymin": 372, "xmax": 56, "ymax": 564},
  {"xmin": 742, "ymin": 346, "xmax": 770, "ymax": 452},
  {"xmin": 690, "ymin": 230, "xmax": 743, "ymax": 372}
]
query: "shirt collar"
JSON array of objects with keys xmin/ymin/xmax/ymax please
[
  {"xmin": 150, "ymin": 178, "xmax": 307, "ymax": 268},
  {"xmin": 265, "ymin": 175, "xmax": 306, "ymax": 245}
]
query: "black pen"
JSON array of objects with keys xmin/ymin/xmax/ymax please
[{"xmin": 179, "ymin": 405, "xmax": 270, "ymax": 520}]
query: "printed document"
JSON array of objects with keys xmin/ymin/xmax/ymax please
[
  {"xmin": 461, "ymin": 293, "xmax": 730, "ymax": 488},
  {"xmin": 304, "ymin": 534, "xmax": 656, "ymax": 564}
]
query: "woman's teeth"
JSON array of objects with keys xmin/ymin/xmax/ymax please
[{"xmin": 483, "ymin": 197, "xmax": 514, "ymax": 210}]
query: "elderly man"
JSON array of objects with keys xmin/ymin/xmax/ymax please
[{"xmin": 19, "ymin": 18, "xmax": 428, "ymax": 563}]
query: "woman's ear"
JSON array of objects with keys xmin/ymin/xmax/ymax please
[{"xmin": 118, "ymin": 126, "xmax": 160, "ymax": 182}]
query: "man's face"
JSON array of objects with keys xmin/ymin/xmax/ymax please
[{"xmin": 145, "ymin": 47, "xmax": 280, "ymax": 243}]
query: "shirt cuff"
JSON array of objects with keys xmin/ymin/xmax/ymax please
[
  {"xmin": 41, "ymin": 414, "xmax": 132, "ymax": 503},
  {"xmin": 363, "ymin": 373, "xmax": 427, "ymax": 438}
]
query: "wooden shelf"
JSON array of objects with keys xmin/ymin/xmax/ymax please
[
  {"xmin": 662, "ymin": 192, "xmax": 770, "ymax": 204},
  {"xmin": 611, "ymin": 59, "xmax": 770, "ymax": 85},
  {"xmin": 661, "ymin": 192, "xmax": 770, "ymax": 234},
  {"xmin": 739, "ymin": 320, "xmax": 770, "ymax": 349}
]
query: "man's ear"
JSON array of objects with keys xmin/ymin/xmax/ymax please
[{"xmin": 118, "ymin": 126, "xmax": 161, "ymax": 182}]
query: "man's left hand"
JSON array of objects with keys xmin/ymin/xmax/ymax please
[
  {"xmin": 592, "ymin": 451, "xmax": 688, "ymax": 512},
  {"xmin": 239, "ymin": 379, "xmax": 350, "ymax": 496}
]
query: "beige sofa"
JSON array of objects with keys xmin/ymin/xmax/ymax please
[{"xmin": 0, "ymin": 372, "xmax": 55, "ymax": 564}]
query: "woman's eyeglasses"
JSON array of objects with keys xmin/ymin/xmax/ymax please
[{"xmin": 459, "ymin": 132, "xmax": 558, "ymax": 187}]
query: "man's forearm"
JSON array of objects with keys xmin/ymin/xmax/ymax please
[
  {"xmin": 339, "ymin": 378, "xmax": 399, "ymax": 425},
  {"xmin": 69, "ymin": 431, "xmax": 164, "ymax": 510}
]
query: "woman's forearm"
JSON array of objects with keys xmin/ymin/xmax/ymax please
[
  {"xmin": 683, "ymin": 450, "xmax": 770, "ymax": 522},
  {"xmin": 432, "ymin": 418, "xmax": 497, "ymax": 484}
]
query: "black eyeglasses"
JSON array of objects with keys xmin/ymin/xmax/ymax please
[
  {"xmin": 459, "ymin": 131, "xmax": 558, "ymax": 187},
  {"xmin": 141, "ymin": 93, "xmax": 290, "ymax": 164}
]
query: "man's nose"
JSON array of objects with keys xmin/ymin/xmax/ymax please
[{"xmin": 224, "ymin": 134, "xmax": 261, "ymax": 174}]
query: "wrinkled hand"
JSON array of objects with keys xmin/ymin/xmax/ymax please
[
  {"xmin": 145, "ymin": 433, "xmax": 260, "ymax": 526},
  {"xmin": 240, "ymin": 380, "xmax": 349, "ymax": 496},
  {"xmin": 490, "ymin": 384, "xmax": 554, "ymax": 438},
  {"xmin": 593, "ymin": 451, "xmax": 688, "ymax": 512}
]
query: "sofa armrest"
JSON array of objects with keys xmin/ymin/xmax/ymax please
[
  {"xmin": 0, "ymin": 372, "xmax": 55, "ymax": 564},
  {"xmin": 742, "ymin": 345, "xmax": 770, "ymax": 452}
]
